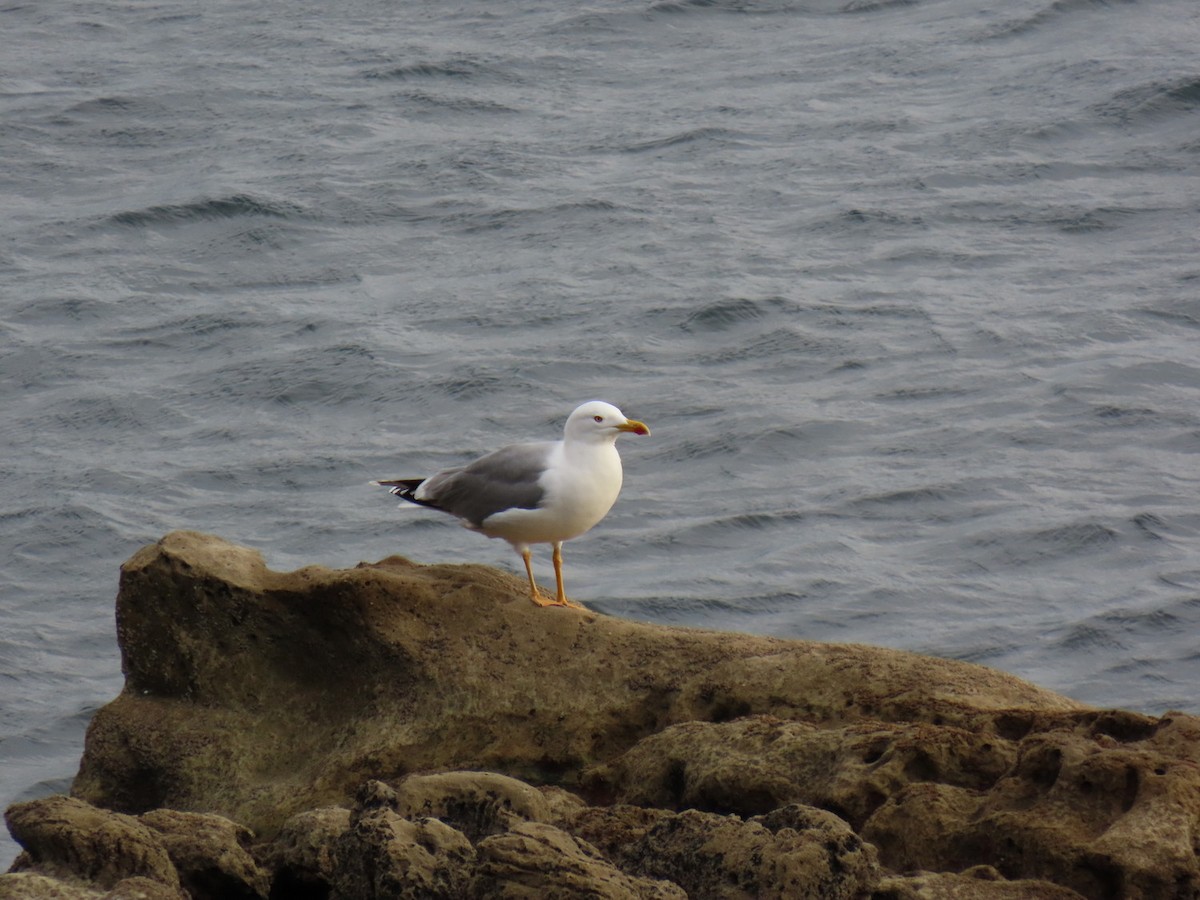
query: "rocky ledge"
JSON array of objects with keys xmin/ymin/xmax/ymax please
[{"xmin": 4, "ymin": 532, "xmax": 1199, "ymax": 899}]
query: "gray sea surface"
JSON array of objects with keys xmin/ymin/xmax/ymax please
[{"xmin": 3, "ymin": 0, "xmax": 1199, "ymax": 868}]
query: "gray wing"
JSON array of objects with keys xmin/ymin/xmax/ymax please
[{"xmin": 416, "ymin": 441, "xmax": 552, "ymax": 528}]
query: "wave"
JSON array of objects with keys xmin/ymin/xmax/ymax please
[
  {"xmin": 397, "ymin": 91, "xmax": 518, "ymax": 115},
  {"xmin": 848, "ymin": 484, "xmax": 972, "ymax": 510},
  {"xmin": 669, "ymin": 510, "xmax": 809, "ymax": 537},
  {"xmin": 1096, "ymin": 76, "xmax": 1200, "ymax": 124},
  {"xmin": 679, "ymin": 297, "xmax": 791, "ymax": 332},
  {"xmin": 364, "ymin": 57, "xmax": 507, "ymax": 82},
  {"xmin": 108, "ymin": 193, "xmax": 306, "ymax": 228},
  {"xmin": 840, "ymin": 0, "xmax": 920, "ymax": 12},
  {"xmin": 648, "ymin": 0, "xmax": 755, "ymax": 14},
  {"xmin": 436, "ymin": 198, "xmax": 631, "ymax": 235},
  {"xmin": 1137, "ymin": 299, "xmax": 1200, "ymax": 331},
  {"xmin": 621, "ymin": 127, "xmax": 745, "ymax": 154},
  {"xmin": 968, "ymin": 521, "xmax": 1120, "ymax": 568},
  {"xmin": 982, "ymin": 0, "xmax": 1138, "ymax": 40},
  {"xmin": 648, "ymin": 0, "xmax": 910, "ymax": 15},
  {"xmin": 811, "ymin": 207, "xmax": 928, "ymax": 236}
]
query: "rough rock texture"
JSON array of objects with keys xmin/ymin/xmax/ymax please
[
  {"xmin": 257, "ymin": 806, "xmax": 349, "ymax": 897},
  {"xmin": 5, "ymin": 796, "xmax": 182, "ymax": 896},
  {"xmin": 391, "ymin": 771, "xmax": 555, "ymax": 841},
  {"xmin": 6, "ymin": 532, "xmax": 1200, "ymax": 900},
  {"xmin": 73, "ymin": 531, "xmax": 1083, "ymax": 831},
  {"xmin": 585, "ymin": 712, "xmax": 1200, "ymax": 897},
  {"xmin": 138, "ymin": 810, "xmax": 268, "ymax": 900},
  {"xmin": 873, "ymin": 869, "xmax": 1088, "ymax": 899},
  {"xmin": 586, "ymin": 715, "xmax": 1015, "ymax": 820},
  {"xmin": 0, "ymin": 873, "xmax": 183, "ymax": 900},
  {"xmin": 266, "ymin": 774, "xmax": 687, "ymax": 899},
  {"xmin": 0, "ymin": 872, "xmax": 103, "ymax": 900},
  {"xmin": 616, "ymin": 805, "xmax": 879, "ymax": 900},
  {"xmin": 332, "ymin": 780, "xmax": 476, "ymax": 900},
  {"xmin": 3, "ymin": 796, "xmax": 272, "ymax": 900},
  {"xmin": 862, "ymin": 725, "xmax": 1200, "ymax": 900},
  {"xmin": 471, "ymin": 821, "xmax": 686, "ymax": 899}
]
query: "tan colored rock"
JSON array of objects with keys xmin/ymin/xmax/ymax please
[
  {"xmin": 4, "ymin": 797, "xmax": 181, "ymax": 895},
  {"xmin": 564, "ymin": 805, "xmax": 678, "ymax": 860},
  {"xmin": 587, "ymin": 715, "xmax": 1014, "ymax": 822},
  {"xmin": 331, "ymin": 780, "xmax": 476, "ymax": 900},
  {"xmin": 258, "ymin": 806, "xmax": 349, "ymax": 896},
  {"xmin": 569, "ymin": 802, "xmax": 881, "ymax": 898},
  {"xmin": 0, "ymin": 875, "xmax": 184, "ymax": 900},
  {"xmin": 0, "ymin": 872, "xmax": 102, "ymax": 899},
  {"xmin": 537, "ymin": 785, "xmax": 589, "ymax": 824},
  {"xmin": 470, "ymin": 820, "xmax": 686, "ymax": 899},
  {"xmin": 73, "ymin": 531, "xmax": 1083, "ymax": 839},
  {"xmin": 139, "ymin": 809, "xmax": 268, "ymax": 900},
  {"xmin": 392, "ymin": 771, "xmax": 555, "ymax": 841},
  {"xmin": 863, "ymin": 727, "xmax": 1200, "ymax": 899},
  {"xmin": 874, "ymin": 868, "xmax": 1087, "ymax": 899},
  {"xmin": 3, "ymin": 531, "xmax": 1192, "ymax": 900},
  {"xmin": 593, "ymin": 712, "xmax": 1200, "ymax": 898},
  {"xmin": 102, "ymin": 878, "xmax": 186, "ymax": 900},
  {"xmin": 610, "ymin": 806, "xmax": 878, "ymax": 900}
]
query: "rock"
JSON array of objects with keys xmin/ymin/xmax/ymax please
[
  {"xmin": 3, "ymin": 532, "xmax": 1197, "ymax": 900},
  {"xmin": 611, "ymin": 806, "xmax": 878, "ymax": 900},
  {"xmin": 569, "ymin": 801, "xmax": 881, "ymax": 898},
  {"xmin": 277, "ymin": 778, "xmax": 685, "ymax": 899},
  {"xmin": 73, "ymin": 531, "xmax": 1084, "ymax": 839},
  {"xmin": 4, "ymin": 796, "xmax": 182, "ymax": 895},
  {"xmin": 138, "ymin": 809, "xmax": 269, "ymax": 900},
  {"xmin": 537, "ymin": 785, "xmax": 589, "ymax": 825},
  {"xmin": 863, "ymin": 725, "xmax": 1200, "ymax": 899},
  {"xmin": 258, "ymin": 806, "xmax": 349, "ymax": 897},
  {"xmin": 587, "ymin": 714, "xmax": 1015, "ymax": 822},
  {"xmin": 874, "ymin": 868, "xmax": 1088, "ymax": 899},
  {"xmin": 0, "ymin": 872, "xmax": 102, "ymax": 899},
  {"xmin": 594, "ymin": 712, "xmax": 1200, "ymax": 898},
  {"xmin": 330, "ymin": 780, "xmax": 476, "ymax": 900},
  {"xmin": 0, "ymin": 883, "xmax": 180, "ymax": 900},
  {"xmin": 103, "ymin": 878, "xmax": 185, "ymax": 900},
  {"xmin": 470, "ymin": 821, "xmax": 686, "ymax": 899},
  {"xmin": 0, "ymin": 876, "xmax": 182, "ymax": 900},
  {"xmin": 391, "ymin": 771, "xmax": 555, "ymax": 841},
  {"xmin": 564, "ymin": 805, "xmax": 678, "ymax": 861}
]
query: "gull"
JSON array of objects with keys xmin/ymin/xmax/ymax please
[{"xmin": 373, "ymin": 400, "xmax": 650, "ymax": 609}]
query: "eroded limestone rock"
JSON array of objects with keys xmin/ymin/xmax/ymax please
[
  {"xmin": 392, "ymin": 771, "xmax": 555, "ymax": 842},
  {"xmin": 6, "ymin": 533, "xmax": 1200, "ymax": 900},
  {"xmin": 613, "ymin": 806, "xmax": 878, "ymax": 900},
  {"xmin": 4, "ymin": 797, "xmax": 181, "ymax": 896},
  {"xmin": 72, "ymin": 531, "xmax": 1085, "ymax": 839},
  {"xmin": 138, "ymin": 810, "xmax": 268, "ymax": 900},
  {"xmin": 470, "ymin": 820, "xmax": 686, "ymax": 900},
  {"xmin": 257, "ymin": 806, "xmax": 349, "ymax": 897}
]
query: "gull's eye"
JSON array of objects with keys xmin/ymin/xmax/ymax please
[{"xmin": 594, "ymin": 415, "xmax": 604, "ymax": 422}]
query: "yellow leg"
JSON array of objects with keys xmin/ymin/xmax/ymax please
[
  {"xmin": 552, "ymin": 543, "xmax": 587, "ymax": 610},
  {"xmin": 523, "ymin": 548, "xmax": 555, "ymax": 607}
]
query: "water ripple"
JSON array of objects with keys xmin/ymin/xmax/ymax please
[{"xmin": 107, "ymin": 193, "xmax": 307, "ymax": 228}]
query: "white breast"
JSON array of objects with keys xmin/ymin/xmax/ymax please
[{"xmin": 480, "ymin": 441, "xmax": 624, "ymax": 546}]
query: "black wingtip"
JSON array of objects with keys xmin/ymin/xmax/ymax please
[{"xmin": 373, "ymin": 478, "xmax": 431, "ymax": 506}]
